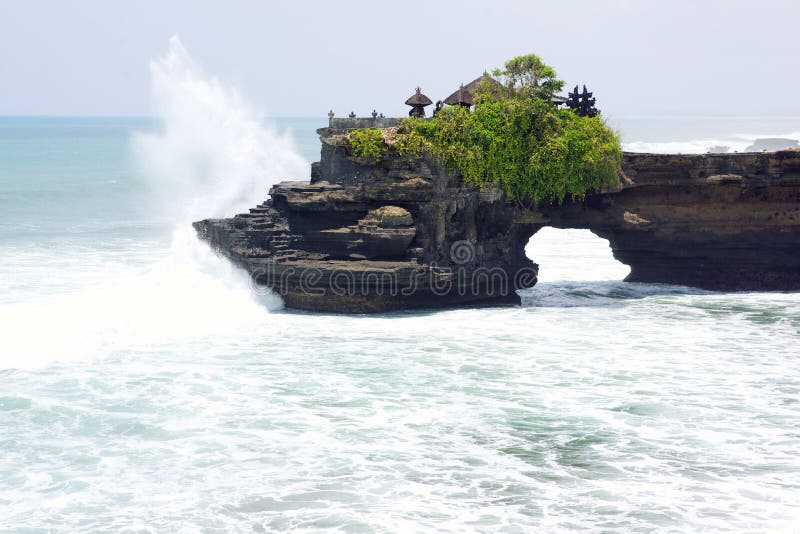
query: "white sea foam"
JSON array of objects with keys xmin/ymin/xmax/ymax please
[
  {"xmin": 623, "ymin": 130, "xmax": 800, "ymax": 154},
  {"xmin": 132, "ymin": 35, "xmax": 308, "ymax": 222},
  {"xmin": 0, "ymin": 229, "xmax": 280, "ymax": 369},
  {"xmin": 0, "ymin": 37, "xmax": 307, "ymax": 369},
  {"xmin": 526, "ymin": 227, "xmax": 630, "ymax": 283},
  {"xmin": 624, "ymin": 139, "xmax": 745, "ymax": 154},
  {"xmin": 2, "ymin": 43, "xmax": 799, "ymax": 532}
]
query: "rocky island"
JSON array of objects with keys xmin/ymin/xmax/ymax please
[
  {"xmin": 194, "ymin": 121, "xmax": 800, "ymax": 312},
  {"xmin": 193, "ymin": 56, "xmax": 800, "ymax": 313}
]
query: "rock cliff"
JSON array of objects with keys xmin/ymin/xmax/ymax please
[
  {"xmin": 194, "ymin": 126, "xmax": 800, "ymax": 312},
  {"xmin": 548, "ymin": 151, "xmax": 800, "ymax": 290}
]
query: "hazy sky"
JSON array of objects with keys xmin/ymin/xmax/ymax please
[{"xmin": 1, "ymin": 0, "xmax": 798, "ymax": 118}]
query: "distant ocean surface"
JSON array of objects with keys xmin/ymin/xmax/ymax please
[{"xmin": 2, "ymin": 100, "xmax": 800, "ymax": 532}]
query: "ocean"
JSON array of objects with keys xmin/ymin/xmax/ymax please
[{"xmin": 1, "ymin": 43, "xmax": 799, "ymax": 533}]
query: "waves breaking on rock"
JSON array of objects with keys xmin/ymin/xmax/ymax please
[{"xmin": 0, "ymin": 37, "xmax": 312, "ymax": 369}]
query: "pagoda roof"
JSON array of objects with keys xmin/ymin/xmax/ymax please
[
  {"xmin": 444, "ymin": 73, "xmax": 500, "ymax": 105},
  {"xmin": 444, "ymin": 72, "xmax": 568, "ymax": 106},
  {"xmin": 443, "ymin": 84, "xmax": 473, "ymax": 106},
  {"xmin": 405, "ymin": 87, "xmax": 433, "ymax": 106},
  {"xmin": 463, "ymin": 72, "xmax": 504, "ymax": 93}
]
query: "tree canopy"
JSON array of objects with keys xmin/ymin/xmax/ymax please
[
  {"xmin": 492, "ymin": 53, "xmax": 565, "ymax": 101},
  {"xmin": 350, "ymin": 53, "xmax": 622, "ymax": 206}
]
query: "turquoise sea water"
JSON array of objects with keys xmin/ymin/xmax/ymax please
[{"xmin": 2, "ymin": 112, "xmax": 800, "ymax": 533}]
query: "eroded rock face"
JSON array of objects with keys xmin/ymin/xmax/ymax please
[
  {"xmin": 194, "ymin": 126, "xmax": 800, "ymax": 313},
  {"xmin": 544, "ymin": 151, "xmax": 800, "ymax": 290},
  {"xmin": 368, "ymin": 206, "xmax": 414, "ymax": 227},
  {"xmin": 193, "ymin": 129, "xmax": 538, "ymax": 312}
]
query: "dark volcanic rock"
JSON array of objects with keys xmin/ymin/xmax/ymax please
[
  {"xmin": 193, "ymin": 128, "xmax": 538, "ymax": 312},
  {"xmin": 194, "ymin": 126, "xmax": 800, "ymax": 313},
  {"xmin": 544, "ymin": 150, "xmax": 800, "ymax": 290}
]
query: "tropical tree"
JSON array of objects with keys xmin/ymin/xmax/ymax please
[
  {"xmin": 492, "ymin": 53, "xmax": 565, "ymax": 100},
  {"xmin": 357, "ymin": 53, "xmax": 621, "ymax": 205}
]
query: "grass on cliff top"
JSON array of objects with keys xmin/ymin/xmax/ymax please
[
  {"xmin": 347, "ymin": 54, "xmax": 622, "ymax": 206},
  {"xmin": 348, "ymin": 128, "xmax": 388, "ymax": 162}
]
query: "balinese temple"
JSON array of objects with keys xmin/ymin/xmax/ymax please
[
  {"xmin": 462, "ymin": 71, "xmax": 504, "ymax": 95},
  {"xmin": 444, "ymin": 72, "xmax": 568, "ymax": 107},
  {"xmin": 443, "ymin": 84, "xmax": 473, "ymax": 107},
  {"xmin": 405, "ymin": 87, "xmax": 433, "ymax": 117}
]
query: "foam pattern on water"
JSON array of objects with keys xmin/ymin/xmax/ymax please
[
  {"xmin": 2, "ymin": 40, "xmax": 800, "ymax": 532},
  {"xmin": 1, "ymin": 294, "xmax": 799, "ymax": 532}
]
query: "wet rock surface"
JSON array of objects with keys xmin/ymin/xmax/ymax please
[
  {"xmin": 194, "ymin": 128, "xmax": 537, "ymax": 312},
  {"xmin": 194, "ymin": 127, "xmax": 800, "ymax": 312},
  {"xmin": 546, "ymin": 150, "xmax": 800, "ymax": 290}
]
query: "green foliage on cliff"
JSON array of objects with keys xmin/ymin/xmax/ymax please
[
  {"xmin": 492, "ymin": 53, "xmax": 565, "ymax": 101},
  {"xmin": 397, "ymin": 54, "xmax": 621, "ymax": 205},
  {"xmin": 348, "ymin": 128, "xmax": 388, "ymax": 162}
]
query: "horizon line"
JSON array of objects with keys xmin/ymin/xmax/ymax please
[{"xmin": 2, "ymin": 114, "xmax": 800, "ymax": 121}]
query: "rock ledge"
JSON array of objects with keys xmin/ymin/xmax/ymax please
[{"xmin": 194, "ymin": 129, "xmax": 800, "ymax": 312}]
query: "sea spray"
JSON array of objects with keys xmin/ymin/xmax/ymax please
[
  {"xmin": 0, "ymin": 37, "xmax": 307, "ymax": 369},
  {"xmin": 129, "ymin": 34, "xmax": 307, "ymax": 314},
  {"xmin": 2, "ymin": 111, "xmax": 799, "ymax": 532},
  {"xmin": 132, "ymin": 35, "xmax": 308, "ymax": 221}
]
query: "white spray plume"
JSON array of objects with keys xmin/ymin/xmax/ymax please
[
  {"xmin": 133, "ymin": 35, "xmax": 308, "ymax": 221},
  {"xmin": 0, "ymin": 36, "xmax": 301, "ymax": 370}
]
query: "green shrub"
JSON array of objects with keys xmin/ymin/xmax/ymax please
[
  {"xmin": 348, "ymin": 128, "xmax": 387, "ymax": 162},
  {"xmin": 396, "ymin": 55, "xmax": 621, "ymax": 205}
]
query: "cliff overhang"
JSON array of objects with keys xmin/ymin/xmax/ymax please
[{"xmin": 193, "ymin": 126, "xmax": 800, "ymax": 312}]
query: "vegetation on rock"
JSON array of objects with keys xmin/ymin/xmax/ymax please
[
  {"xmin": 491, "ymin": 53, "xmax": 565, "ymax": 101},
  {"xmin": 348, "ymin": 128, "xmax": 387, "ymax": 162},
  {"xmin": 346, "ymin": 54, "xmax": 621, "ymax": 205},
  {"xmin": 398, "ymin": 54, "xmax": 622, "ymax": 205}
]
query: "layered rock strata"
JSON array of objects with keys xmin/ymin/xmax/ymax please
[
  {"xmin": 194, "ymin": 129, "xmax": 537, "ymax": 312},
  {"xmin": 194, "ymin": 126, "xmax": 800, "ymax": 312},
  {"xmin": 548, "ymin": 151, "xmax": 800, "ymax": 290}
]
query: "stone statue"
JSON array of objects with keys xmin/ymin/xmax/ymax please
[
  {"xmin": 372, "ymin": 109, "xmax": 378, "ymax": 118},
  {"xmin": 566, "ymin": 85, "xmax": 599, "ymax": 117},
  {"xmin": 348, "ymin": 111, "xmax": 356, "ymax": 119},
  {"xmin": 433, "ymin": 100, "xmax": 444, "ymax": 117}
]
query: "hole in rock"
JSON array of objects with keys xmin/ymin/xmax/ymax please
[{"xmin": 525, "ymin": 227, "xmax": 630, "ymax": 283}]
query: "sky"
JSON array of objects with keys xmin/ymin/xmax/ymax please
[{"xmin": 1, "ymin": 0, "xmax": 798, "ymax": 118}]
